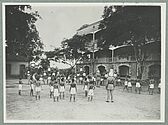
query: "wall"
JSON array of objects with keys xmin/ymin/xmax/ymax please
[{"xmin": 6, "ymin": 62, "xmax": 28, "ymax": 76}]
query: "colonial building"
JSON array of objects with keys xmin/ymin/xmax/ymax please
[
  {"xmin": 6, "ymin": 54, "xmax": 28, "ymax": 78},
  {"xmin": 76, "ymin": 21, "xmax": 161, "ymax": 80}
]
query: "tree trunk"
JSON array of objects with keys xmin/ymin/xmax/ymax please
[{"xmin": 133, "ymin": 45, "xmax": 145, "ymax": 80}]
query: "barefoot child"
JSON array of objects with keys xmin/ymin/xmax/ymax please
[
  {"xmin": 135, "ymin": 80, "xmax": 141, "ymax": 94},
  {"xmin": 18, "ymin": 78, "xmax": 23, "ymax": 95},
  {"xmin": 158, "ymin": 80, "xmax": 161, "ymax": 94},
  {"xmin": 127, "ymin": 79, "xmax": 132, "ymax": 92},
  {"xmin": 106, "ymin": 76, "xmax": 115, "ymax": 102},
  {"xmin": 47, "ymin": 75, "xmax": 51, "ymax": 85},
  {"xmin": 53, "ymin": 81, "xmax": 60, "ymax": 102},
  {"xmin": 59, "ymin": 78, "xmax": 65, "ymax": 99},
  {"xmin": 149, "ymin": 79, "xmax": 154, "ymax": 95},
  {"xmin": 83, "ymin": 78, "xmax": 89, "ymax": 97},
  {"xmin": 30, "ymin": 76, "xmax": 34, "ymax": 96},
  {"xmin": 49, "ymin": 77, "xmax": 55, "ymax": 98},
  {"xmin": 35, "ymin": 77, "xmax": 42, "ymax": 100},
  {"xmin": 88, "ymin": 81, "xmax": 95, "ymax": 101},
  {"xmin": 123, "ymin": 78, "xmax": 128, "ymax": 91},
  {"xmin": 69, "ymin": 79, "xmax": 77, "ymax": 102}
]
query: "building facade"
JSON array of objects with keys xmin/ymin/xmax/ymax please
[
  {"xmin": 76, "ymin": 21, "xmax": 161, "ymax": 80},
  {"xmin": 6, "ymin": 55, "xmax": 28, "ymax": 78}
]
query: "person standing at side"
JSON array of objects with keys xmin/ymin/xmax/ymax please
[
  {"xmin": 127, "ymin": 79, "xmax": 132, "ymax": 92},
  {"xmin": 135, "ymin": 79, "xmax": 141, "ymax": 94},
  {"xmin": 27, "ymin": 71, "xmax": 31, "ymax": 85},
  {"xmin": 29, "ymin": 76, "xmax": 34, "ymax": 96},
  {"xmin": 158, "ymin": 79, "xmax": 161, "ymax": 94},
  {"xmin": 18, "ymin": 77, "xmax": 23, "ymax": 95},
  {"xmin": 83, "ymin": 77, "xmax": 89, "ymax": 97},
  {"xmin": 123, "ymin": 78, "xmax": 128, "ymax": 91},
  {"xmin": 149, "ymin": 79, "xmax": 154, "ymax": 95},
  {"xmin": 106, "ymin": 75, "xmax": 115, "ymax": 102},
  {"xmin": 35, "ymin": 77, "xmax": 42, "ymax": 100},
  {"xmin": 49, "ymin": 77, "xmax": 55, "ymax": 98}
]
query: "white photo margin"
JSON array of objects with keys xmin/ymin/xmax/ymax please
[{"xmin": 2, "ymin": 2, "xmax": 166, "ymax": 123}]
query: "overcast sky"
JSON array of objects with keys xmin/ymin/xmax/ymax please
[{"xmin": 31, "ymin": 4, "xmax": 106, "ymax": 51}]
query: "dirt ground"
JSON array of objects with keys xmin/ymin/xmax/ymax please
[{"xmin": 5, "ymin": 79, "xmax": 160, "ymax": 122}]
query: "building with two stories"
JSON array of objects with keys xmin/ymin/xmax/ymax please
[{"xmin": 76, "ymin": 21, "xmax": 161, "ymax": 80}]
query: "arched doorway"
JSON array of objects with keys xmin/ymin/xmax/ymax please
[
  {"xmin": 148, "ymin": 64, "xmax": 161, "ymax": 79},
  {"xmin": 98, "ymin": 65, "xmax": 106, "ymax": 76},
  {"xmin": 84, "ymin": 66, "xmax": 89, "ymax": 75},
  {"xmin": 119, "ymin": 65, "xmax": 129, "ymax": 77}
]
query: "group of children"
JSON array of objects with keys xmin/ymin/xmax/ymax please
[
  {"xmin": 122, "ymin": 78, "xmax": 161, "ymax": 94},
  {"xmin": 18, "ymin": 72, "xmax": 161, "ymax": 104},
  {"xmin": 18, "ymin": 74, "xmax": 97, "ymax": 102}
]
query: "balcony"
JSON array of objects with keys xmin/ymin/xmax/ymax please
[{"xmin": 79, "ymin": 56, "xmax": 135, "ymax": 64}]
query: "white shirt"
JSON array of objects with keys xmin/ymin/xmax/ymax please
[
  {"xmin": 48, "ymin": 77, "xmax": 51, "ymax": 80},
  {"xmin": 39, "ymin": 77, "xmax": 43, "ymax": 81},
  {"xmin": 19, "ymin": 84, "xmax": 22, "ymax": 90},
  {"xmin": 124, "ymin": 81, "xmax": 128, "ymax": 86},
  {"xmin": 158, "ymin": 83, "xmax": 161, "ymax": 88},
  {"xmin": 136, "ymin": 82, "xmax": 141, "ymax": 88},
  {"xmin": 128, "ymin": 82, "xmax": 132, "ymax": 87},
  {"xmin": 79, "ymin": 77, "xmax": 83, "ymax": 81},
  {"xmin": 149, "ymin": 84, "xmax": 154, "ymax": 89},
  {"xmin": 30, "ymin": 84, "xmax": 34, "ymax": 89},
  {"xmin": 114, "ymin": 73, "xmax": 117, "ymax": 77}
]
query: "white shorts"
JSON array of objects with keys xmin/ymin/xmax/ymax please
[
  {"xmin": 19, "ymin": 85, "xmax": 22, "ymax": 90},
  {"xmin": 60, "ymin": 86, "xmax": 65, "ymax": 92},
  {"xmin": 107, "ymin": 84, "xmax": 114, "ymax": 90},
  {"xmin": 70, "ymin": 88, "xmax": 76, "ymax": 95},
  {"xmin": 150, "ymin": 84, "xmax": 154, "ymax": 89},
  {"xmin": 50, "ymin": 86, "xmax": 54, "ymax": 92},
  {"xmin": 88, "ymin": 89, "xmax": 94, "ymax": 96},
  {"xmin": 53, "ymin": 89, "xmax": 59, "ymax": 97},
  {"xmin": 128, "ymin": 85, "xmax": 132, "ymax": 87},
  {"xmin": 35, "ymin": 87, "xmax": 41, "ymax": 92},
  {"xmin": 84, "ymin": 85, "xmax": 88, "ymax": 91}
]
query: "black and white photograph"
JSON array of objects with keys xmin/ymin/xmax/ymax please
[{"xmin": 3, "ymin": 2, "xmax": 166, "ymax": 123}]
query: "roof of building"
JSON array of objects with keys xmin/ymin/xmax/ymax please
[
  {"xmin": 76, "ymin": 20, "xmax": 102, "ymax": 36},
  {"xmin": 6, "ymin": 54, "xmax": 28, "ymax": 62}
]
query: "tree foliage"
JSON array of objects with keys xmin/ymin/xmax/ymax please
[
  {"xmin": 99, "ymin": 6, "xmax": 161, "ymax": 79},
  {"xmin": 100, "ymin": 6, "xmax": 160, "ymax": 47},
  {"xmin": 6, "ymin": 5, "xmax": 43, "ymax": 61},
  {"xmin": 61, "ymin": 34, "xmax": 89, "ymax": 60}
]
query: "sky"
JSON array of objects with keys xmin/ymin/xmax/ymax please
[{"xmin": 31, "ymin": 4, "xmax": 106, "ymax": 51}]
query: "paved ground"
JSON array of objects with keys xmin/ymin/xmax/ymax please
[{"xmin": 5, "ymin": 79, "xmax": 160, "ymax": 122}]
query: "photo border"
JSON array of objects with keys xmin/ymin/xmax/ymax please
[{"xmin": 1, "ymin": 1, "xmax": 167, "ymax": 124}]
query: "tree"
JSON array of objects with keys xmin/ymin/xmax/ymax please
[
  {"xmin": 99, "ymin": 6, "xmax": 161, "ymax": 79},
  {"xmin": 60, "ymin": 34, "xmax": 90, "ymax": 65},
  {"xmin": 6, "ymin": 5, "xmax": 43, "ymax": 61}
]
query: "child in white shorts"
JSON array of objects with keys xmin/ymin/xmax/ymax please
[{"xmin": 88, "ymin": 81, "xmax": 95, "ymax": 101}]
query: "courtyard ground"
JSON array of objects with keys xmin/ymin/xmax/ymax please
[{"xmin": 5, "ymin": 79, "xmax": 160, "ymax": 122}]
